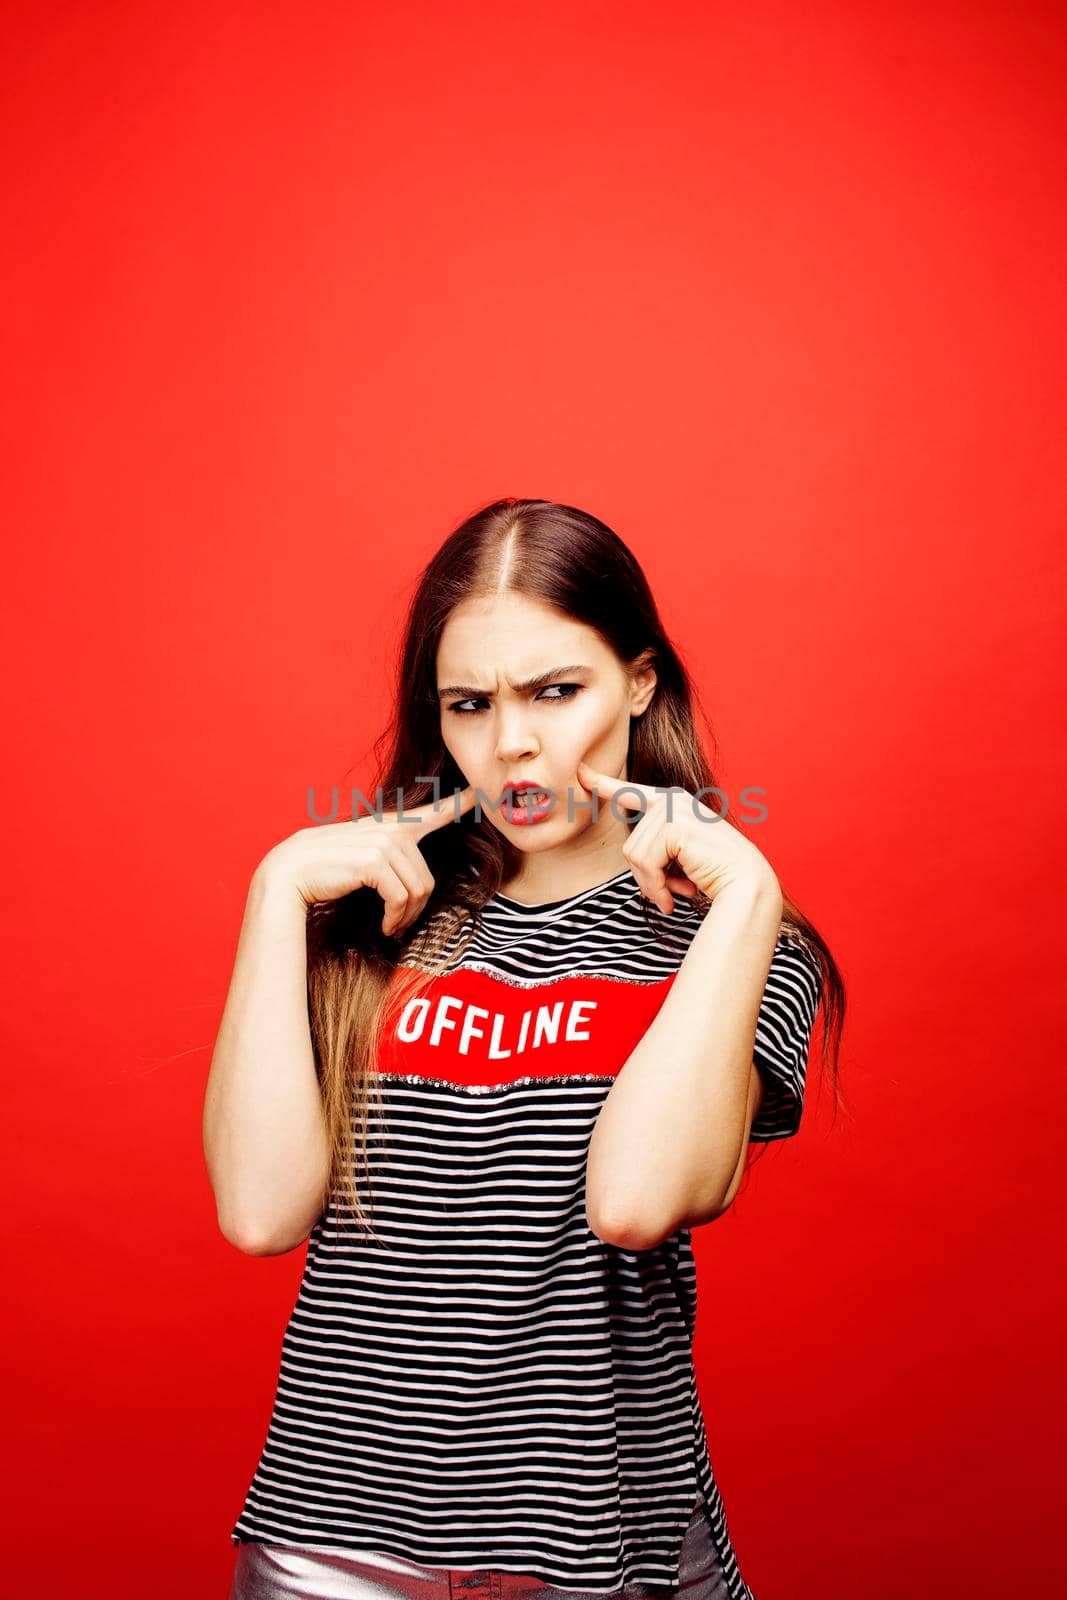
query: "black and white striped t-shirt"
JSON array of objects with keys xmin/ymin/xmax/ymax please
[{"xmin": 231, "ymin": 868, "xmax": 822, "ymax": 1598}]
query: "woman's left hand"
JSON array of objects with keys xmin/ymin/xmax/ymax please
[{"xmin": 575, "ymin": 760, "xmax": 781, "ymax": 915}]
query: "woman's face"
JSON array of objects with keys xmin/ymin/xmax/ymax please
[{"xmin": 436, "ymin": 592, "xmax": 656, "ymax": 856}]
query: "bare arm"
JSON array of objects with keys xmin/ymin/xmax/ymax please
[
  {"xmin": 202, "ymin": 786, "xmax": 479, "ymax": 1258},
  {"xmin": 202, "ymin": 864, "xmax": 330, "ymax": 1257},
  {"xmin": 585, "ymin": 875, "xmax": 783, "ymax": 1249}
]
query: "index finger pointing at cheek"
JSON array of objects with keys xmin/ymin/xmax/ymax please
[
  {"xmin": 406, "ymin": 783, "xmax": 479, "ymax": 833},
  {"xmin": 576, "ymin": 762, "xmax": 658, "ymax": 813}
]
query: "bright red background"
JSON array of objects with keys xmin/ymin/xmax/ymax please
[{"xmin": 3, "ymin": 2, "xmax": 1064, "ymax": 1595}]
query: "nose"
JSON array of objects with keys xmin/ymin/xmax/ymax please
[{"xmin": 494, "ymin": 707, "xmax": 540, "ymax": 766}]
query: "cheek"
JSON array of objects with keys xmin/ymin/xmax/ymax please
[
  {"xmin": 549, "ymin": 710, "xmax": 626, "ymax": 784},
  {"xmin": 571, "ymin": 696, "xmax": 629, "ymax": 754},
  {"xmin": 441, "ymin": 715, "xmax": 488, "ymax": 771},
  {"xmin": 439, "ymin": 718, "xmax": 466, "ymax": 768}
]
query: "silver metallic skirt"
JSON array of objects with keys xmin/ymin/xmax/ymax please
[{"xmin": 228, "ymin": 1495, "xmax": 734, "ymax": 1600}]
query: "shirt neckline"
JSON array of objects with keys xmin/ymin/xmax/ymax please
[{"xmin": 490, "ymin": 867, "xmax": 633, "ymax": 913}]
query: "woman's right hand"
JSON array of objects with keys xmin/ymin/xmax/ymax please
[{"xmin": 257, "ymin": 784, "xmax": 479, "ymax": 937}]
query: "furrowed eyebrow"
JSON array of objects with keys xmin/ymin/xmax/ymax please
[{"xmin": 436, "ymin": 664, "xmax": 592, "ymax": 701}]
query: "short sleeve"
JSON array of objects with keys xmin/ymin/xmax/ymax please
[{"xmin": 749, "ymin": 933, "xmax": 823, "ymax": 1142}]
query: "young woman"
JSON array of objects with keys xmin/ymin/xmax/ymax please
[{"xmin": 205, "ymin": 497, "xmax": 845, "ymax": 1600}]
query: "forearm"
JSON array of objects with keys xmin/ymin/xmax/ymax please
[
  {"xmin": 585, "ymin": 872, "xmax": 783, "ymax": 1248},
  {"xmin": 202, "ymin": 866, "xmax": 330, "ymax": 1254}
]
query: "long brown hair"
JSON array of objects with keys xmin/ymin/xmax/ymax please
[{"xmin": 306, "ymin": 498, "xmax": 846, "ymax": 1239}]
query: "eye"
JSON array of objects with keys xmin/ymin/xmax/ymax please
[{"xmin": 445, "ymin": 684, "xmax": 584, "ymax": 716}]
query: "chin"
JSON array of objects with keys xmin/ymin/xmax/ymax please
[{"xmin": 487, "ymin": 806, "xmax": 574, "ymax": 843}]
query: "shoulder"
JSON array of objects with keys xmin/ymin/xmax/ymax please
[{"xmin": 774, "ymin": 926, "xmax": 823, "ymax": 980}]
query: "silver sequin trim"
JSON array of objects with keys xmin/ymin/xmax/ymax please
[{"xmin": 374, "ymin": 1070, "xmax": 614, "ymax": 1095}]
